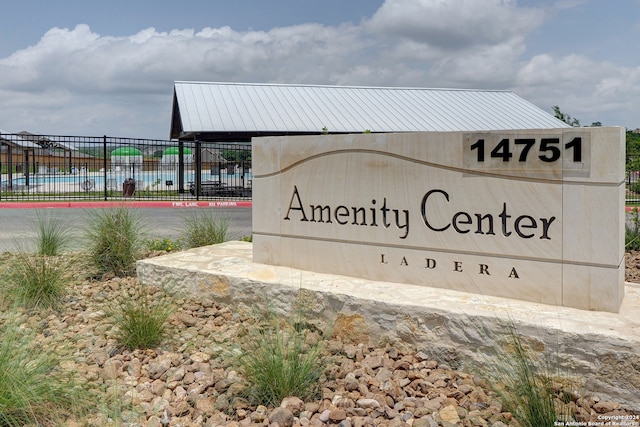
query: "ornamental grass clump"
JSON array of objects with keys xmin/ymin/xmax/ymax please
[
  {"xmin": 181, "ymin": 211, "xmax": 234, "ymax": 248},
  {"xmin": 626, "ymin": 207, "xmax": 640, "ymax": 250},
  {"xmin": 236, "ymin": 310, "xmax": 326, "ymax": 407},
  {"xmin": 2, "ymin": 253, "xmax": 68, "ymax": 309},
  {"xmin": 32, "ymin": 211, "xmax": 73, "ymax": 256},
  {"xmin": 85, "ymin": 206, "xmax": 146, "ymax": 277},
  {"xmin": 482, "ymin": 320, "xmax": 573, "ymax": 427},
  {"xmin": 0, "ymin": 318, "xmax": 88, "ymax": 426},
  {"xmin": 107, "ymin": 283, "xmax": 173, "ymax": 350}
]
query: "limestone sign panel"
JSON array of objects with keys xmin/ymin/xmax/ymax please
[{"xmin": 252, "ymin": 128, "xmax": 625, "ymax": 312}]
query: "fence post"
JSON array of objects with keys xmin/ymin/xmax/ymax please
[
  {"xmin": 178, "ymin": 141, "xmax": 185, "ymax": 194},
  {"xmin": 195, "ymin": 140, "xmax": 201, "ymax": 201},
  {"xmin": 103, "ymin": 136, "xmax": 108, "ymax": 201},
  {"xmin": 24, "ymin": 149, "xmax": 30, "ymax": 188}
]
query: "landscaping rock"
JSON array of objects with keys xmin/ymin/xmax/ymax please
[{"xmin": 1, "ymin": 252, "xmax": 638, "ymax": 426}]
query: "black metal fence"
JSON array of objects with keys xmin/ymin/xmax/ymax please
[
  {"xmin": 627, "ymin": 155, "xmax": 640, "ymax": 205},
  {"xmin": 0, "ymin": 133, "xmax": 252, "ymax": 202}
]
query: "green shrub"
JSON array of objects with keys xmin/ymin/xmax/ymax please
[
  {"xmin": 107, "ymin": 283, "xmax": 173, "ymax": 350},
  {"xmin": 85, "ymin": 207, "xmax": 146, "ymax": 277},
  {"xmin": 146, "ymin": 237, "xmax": 182, "ymax": 252},
  {"xmin": 236, "ymin": 310, "xmax": 325, "ymax": 407},
  {"xmin": 181, "ymin": 211, "xmax": 234, "ymax": 248},
  {"xmin": 626, "ymin": 227, "xmax": 640, "ymax": 251},
  {"xmin": 0, "ymin": 318, "xmax": 88, "ymax": 426},
  {"xmin": 630, "ymin": 181, "xmax": 640, "ymax": 194},
  {"xmin": 2, "ymin": 253, "xmax": 68, "ymax": 309},
  {"xmin": 32, "ymin": 211, "xmax": 72, "ymax": 256}
]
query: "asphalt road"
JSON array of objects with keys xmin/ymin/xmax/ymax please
[{"xmin": 0, "ymin": 207, "xmax": 252, "ymax": 252}]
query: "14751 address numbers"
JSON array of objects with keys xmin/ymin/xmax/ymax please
[
  {"xmin": 462, "ymin": 132, "xmax": 591, "ymax": 176},
  {"xmin": 469, "ymin": 137, "xmax": 582, "ymax": 163}
]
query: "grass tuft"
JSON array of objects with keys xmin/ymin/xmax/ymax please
[
  {"xmin": 626, "ymin": 207, "xmax": 640, "ymax": 250},
  {"xmin": 480, "ymin": 319, "xmax": 573, "ymax": 427},
  {"xmin": 0, "ymin": 317, "xmax": 88, "ymax": 426},
  {"xmin": 107, "ymin": 283, "xmax": 173, "ymax": 350},
  {"xmin": 496, "ymin": 328, "xmax": 557, "ymax": 426},
  {"xmin": 32, "ymin": 211, "xmax": 72, "ymax": 256},
  {"xmin": 236, "ymin": 310, "xmax": 326, "ymax": 407},
  {"xmin": 85, "ymin": 206, "xmax": 146, "ymax": 277},
  {"xmin": 181, "ymin": 211, "xmax": 234, "ymax": 248},
  {"xmin": 2, "ymin": 253, "xmax": 68, "ymax": 309}
]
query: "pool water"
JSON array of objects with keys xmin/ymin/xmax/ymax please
[{"xmin": 1, "ymin": 169, "xmax": 252, "ymax": 192}]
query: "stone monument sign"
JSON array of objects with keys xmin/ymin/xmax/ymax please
[{"xmin": 252, "ymin": 128, "xmax": 625, "ymax": 312}]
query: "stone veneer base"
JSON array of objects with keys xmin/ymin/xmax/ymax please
[{"xmin": 137, "ymin": 241, "xmax": 640, "ymax": 411}]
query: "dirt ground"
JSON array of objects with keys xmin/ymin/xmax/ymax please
[{"xmin": 625, "ymin": 251, "xmax": 640, "ymax": 283}]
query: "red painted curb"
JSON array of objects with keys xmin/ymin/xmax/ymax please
[{"xmin": 0, "ymin": 200, "xmax": 252, "ymax": 209}]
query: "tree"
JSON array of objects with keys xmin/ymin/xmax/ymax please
[
  {"xmin": 222, "ymin": 148, "xmax": 251, "ymax": 163},
  {"xmin": 552, "ymin": 106, "xmax": 581, "ymax": 127},
  {"xmin": 627, "ymin": 129, "xmax": 640, "ymax": 156},
  {"xmin": 625, "ymin": 130, "xmax": 640, "ymax": 177}
]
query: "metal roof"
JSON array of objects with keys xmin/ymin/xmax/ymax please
[
  {"xmin": 0, "ymin": 128, "xmax": 39, "ymax": 149},
  {"xmin": 170, "ymin": 82, "xmax": 569, "ymax": 140},
  {"xmin": 17, "ymin": 131, "xmax": 78, "ymax": 151}
]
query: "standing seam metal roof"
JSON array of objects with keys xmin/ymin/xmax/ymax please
[{"xmin": 171, "ymin": 82, "xmax": 569, "ymax": 139}]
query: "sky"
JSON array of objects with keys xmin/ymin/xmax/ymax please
[{"xmin": 0, "ymin": 0, "xmax": 639, "ymax": 140}]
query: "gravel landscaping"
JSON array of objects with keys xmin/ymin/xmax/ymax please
[{"xmin": 0, "ymin": 250, "xmax": 639, "ymax": 426}]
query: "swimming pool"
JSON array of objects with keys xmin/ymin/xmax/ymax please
[{"xmin": 1, "ymin": 169, "xmax": 252, "ymax": 193}]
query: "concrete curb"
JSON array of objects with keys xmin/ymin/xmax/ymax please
[{"xmin": 0, "ymin": 200, "xmax": 252, "ymax": 209}]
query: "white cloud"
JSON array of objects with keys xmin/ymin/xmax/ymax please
[
  {"xmin": 366, "ymin": 0, "xmax": 544, "ymax": 50},
  {"xmin": 0, "ymin": 0, "xmax": 637, "ymax": 137},
  {"xmin": 0, "ymin": 22, "xmax": 375, "ymax": 136},
  {"xmin": 514, "ymin": 53, "xmax": 640, "ymax": 126},
  {"xmin": 357, "ymin": 0, "xmax": 545, "ymax": 89},
  {"xmin": 427, "ymin": 36, "xmax": 528, "ymax": 87},
  {"xmin": 0, "ymin": 23, "xmax": 370, "ymax": 94}
]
